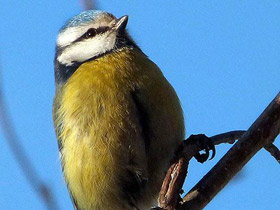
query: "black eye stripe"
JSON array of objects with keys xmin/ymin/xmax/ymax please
[
  {"xmin": 83, "ymin": 28, "xmax": 97, "ymax": 39},
  {"xmin": 74, "ymin": 26, "xmax": 111, "ymax": 43},
  {"xmin": 95, "ymin": 26, "xmax": 110, "ymax": 35}
]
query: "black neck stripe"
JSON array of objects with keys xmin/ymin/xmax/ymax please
[
  {"xmin": 54, "ymin": 32, "xmax": 142, "ymax": 87},
  {"xmin": 54, "ymin": 60, "xmax": 81, "ymax": 87}
]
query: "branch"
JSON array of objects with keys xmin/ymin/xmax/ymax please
[
  {"xmin": 210, "ymin": 130, "xmax": 245, "ymax": 145},
  {"xmin": 264, "ymin": 143, "xmax": 280, "ymax": 164},
  {"xmin": 181, "ymin": 92, "xmax": 280, "ymax": 210},
  {"xmin": 158, "ymin": 138, "xmax": 201, "ymax": 210},
  {"xmin": 157, "ymin": 131, "xmax": 245, "ymax": 210},
  {"xmin": 0, "ymin": 61, "xmax": 59, "ymax": 210}
]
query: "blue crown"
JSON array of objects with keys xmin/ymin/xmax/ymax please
[{"xmin": 60, "ymin": 10, "xmax": 108, "ymax": 32}]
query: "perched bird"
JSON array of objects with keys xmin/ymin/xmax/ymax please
[{"xmin": 53, "ymin": 10, "xmax": 185, "ymax": 210}]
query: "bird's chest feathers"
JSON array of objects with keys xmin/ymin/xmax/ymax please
[
  {"xmin": 60, "ymin": 51, "xmax": 141, "ymax": 138},
  {"xmin": 57, "ymin": 51, "xmax": 147, "ymax": 207}
]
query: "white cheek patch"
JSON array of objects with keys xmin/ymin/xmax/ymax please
[
  {"xmin": 57, "ymin": 32, "xmax": 117, "ymax": 65},
  {"xmin": 57, "ymin": 26, "xmax": 88, "ymax": 48}
]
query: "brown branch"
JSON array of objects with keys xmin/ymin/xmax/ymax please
[
  {"xmin": 158, "ymin": 156, "xmax": 189, "ymax": 210},
  {"xmin": 0, "ymin": 62, "xmax": 59, "ymax": 210},
  {"xmin": 156, "ymin": 131, "xmax": 245, "ymax": 210},
  {"xmin": 181, "ymin": 91, "xmax": 280, "ymax": 210},
  {"xmin": 264, "ymin": 143, "xmax": 280, "ymax": 164},
  {"xmin": 158, "ymin": 139, "xmax": 200, "ymax": 210},
  {"xmin": 210, "ymin": 130, "xmax": 245, "ymax": 145}
]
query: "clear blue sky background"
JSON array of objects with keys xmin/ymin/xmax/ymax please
[{"xmin": 0, "ymin": 1, "xmax": 279, "ymax": 210}]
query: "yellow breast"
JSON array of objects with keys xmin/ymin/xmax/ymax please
[{"xmin": 53, "ymin": 48, "xmax": 185, "ymax": 209}]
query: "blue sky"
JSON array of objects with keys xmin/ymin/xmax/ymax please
[{"xmin": 0, "ymin": 1, "xmax": 279, "ymax": 209}]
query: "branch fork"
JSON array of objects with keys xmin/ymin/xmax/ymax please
[{"xmin": 155, "ymin": 92, "xmax": 280, "ymax": 210}]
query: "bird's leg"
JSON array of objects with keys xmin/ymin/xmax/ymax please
[{"xmin": 155, "ymin": 134, "xmax": 216, "ymax": 210}]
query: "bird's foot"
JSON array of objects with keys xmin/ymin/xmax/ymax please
[{"xmin": 188, "ymin": 134, "xmax": 216, "ymax": 163}]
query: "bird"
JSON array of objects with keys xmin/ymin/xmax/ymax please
[{"xmin": 53, "ymin": 10, "xmax": 185, "ymax": 210}]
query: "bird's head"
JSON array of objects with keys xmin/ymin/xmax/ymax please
[{"xmin": 54, "ymin": 10, "xmax": 139, "ymax": 86}]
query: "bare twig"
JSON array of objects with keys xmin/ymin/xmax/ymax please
[
  {"xmin": 158, "ymin": 139, "xmax": 199, "ymax": 210},
  {"xmin": 81, "ymin": 0, "xmax": 96, "ymax": 10},
  {"xmin": 158, "ymin": 157, "xmax": 189, "ymax": 210},
  {"xmin": 157, "ymin": 131, "xmax": 245, "ymax": 210},
  {"xmin": 210, "ymin": 130, "xmax": 246, "ymax": 145},
  {"xmin": 181, "ymin": 92, "xmax": 280, "ymax": 210},
  {"xmin": 0, "ymin": 61, "xmax": 59, "ymax": 210},
  {"xmin": 264, "ymin": 143, "xmax": 280, "ymax": 164}
]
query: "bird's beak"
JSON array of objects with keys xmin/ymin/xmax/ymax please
[{"xmin": 114, "ymin": 15, "xmax": 128, "ymax": 34}]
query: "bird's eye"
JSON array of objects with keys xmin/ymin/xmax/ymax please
[{"xmin": 84, "ymin": 28, "xmax": 97, "ymax": 39}]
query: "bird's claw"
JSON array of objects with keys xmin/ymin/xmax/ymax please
[{"xmin": 189, "ymin": 134, "xmax": 216, "ymax": 163}]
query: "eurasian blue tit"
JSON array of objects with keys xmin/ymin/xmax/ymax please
[{"xmin": 53, "ymin": 10, "xmax": 185, "ymax": 210}]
